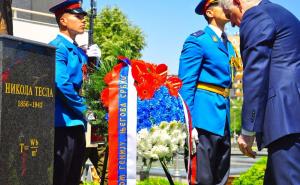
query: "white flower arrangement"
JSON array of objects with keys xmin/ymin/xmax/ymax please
[{"xmin": 137, "ymin": 120, "xmax": 187, "ymax": 161}]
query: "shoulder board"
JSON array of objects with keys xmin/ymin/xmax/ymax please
[{"xmin": 191, "ymin": 30, "xmax": 205, "ymax": 37}]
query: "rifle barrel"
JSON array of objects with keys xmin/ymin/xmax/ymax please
[{"xmin": 88, "ymin": 0, "xmax": 97, "ymax": 46}]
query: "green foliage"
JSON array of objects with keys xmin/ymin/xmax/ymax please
[
  {"xmin": 233, "ymin": 157, "xmax": 267, "ymax": 185},
  {"xmin": 84, "ymin": 7, "xmax": 146, "ymax": 133},
  {"xmin": 230, "ymin": 98, "xmax": 242, "ymax": 135},
  {"xmin": 80, "ymin": 182, "xmax": 99, "ymax": 185},
  {"xmin": 91, "ymin": 7, "xmax": 146, "ymax": 63},
  {"xmin": 137, "ymin": 177, "xmax": 187, "ymax": 185}
]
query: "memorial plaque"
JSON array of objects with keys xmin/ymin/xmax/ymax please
[{"xmin": 0, "ymin": 35, "xmax": 55, "ymax": 185}]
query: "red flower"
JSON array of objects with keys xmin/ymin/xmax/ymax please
[
  {"xmin": 129, "ymin": 58, "xmax": 181, "ymax": 99},
  {"xmin": 104, "ymin": 71, "xmax": 113, "ymax": 85},
  {"xmin": 82, "ymin": 64, "xmax": 87, "ymax": 73},
  {"xmin": 91, "ymin": 134, "xmax": 105, "ymax": 143},
  {"xmin": 165, "ymin": 76, "xmax": 183, "ymax": 97},
  {"xmin": 150, "ymin": 74, "xmax": 164, "ymax": 90},
  {"xmin": 82, "ymin": 64, "xmax": 88, "ymax": 80},
  {"xmin": 152, "ymin": 64, "xmax": 168, "ymax": 89},
  {"xmin": 146, "ymin": 63, "xmax": 157, "ymax": 73},
  {"xmin": 131, "ymin": 60, "xmax": 148, "ymax": 83},
  {"xmin": 156, "ymin": 64, "xmax": 168, "ymax": 81},
  {"xmin": 135, "ymin": 82, "xmax": 156, "ymax": 100},
  {"xmin": 100, "ymin": 88, "xmax": 109, "ymax": 107}
]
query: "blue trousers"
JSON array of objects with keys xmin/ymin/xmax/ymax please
[
  {"xmin": 264, "ymin": 134, "xmax": 300, "ymax": 185},
  {"xmin": 53, "ymin": 126, "xmax": 86, "ymax": 185}
]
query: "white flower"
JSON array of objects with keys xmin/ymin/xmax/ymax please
[
  {"xmin": 137, "ymin": 121, "xmax": 187, "ymax": 161},
  {"xmin": 151, "ymin": 145, "xmax": 169, "ymax": 158}
]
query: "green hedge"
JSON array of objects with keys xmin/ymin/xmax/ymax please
[
  {"xmin": 82, "ymin": 177, "xmax": 186, "ymax": 185},
  {"xmin": 80, "ymin": 182, "xmax": 99, "ymax": 185},
  {"xmin": 137, "ymin": 177, "xmax": 186, "ymax": 185},
  {"xmin": 233, "ymin": 157, "xmax": 267, "ymax": 185}
]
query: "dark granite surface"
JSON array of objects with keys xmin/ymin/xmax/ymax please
[{"xmin": 0, "ymin": 35, "xmax": 55, "ymax": 185}]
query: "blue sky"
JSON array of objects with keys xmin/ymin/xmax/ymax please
[{"xmin": 83, "ymin": 0, "xmax": 300, "ymax": 74}]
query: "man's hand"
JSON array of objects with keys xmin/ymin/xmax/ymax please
[
  {"xmin": 238, "ymin": 134, "xmax": 256, "ymax": 158},
  {"xmin": 86, "ymin": 44, "xmax": 101, "ymax": 58}
]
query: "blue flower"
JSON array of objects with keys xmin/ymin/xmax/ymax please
[{"xmin": 137, "ymin": 86, "xmax": 185, "ymax": 132}]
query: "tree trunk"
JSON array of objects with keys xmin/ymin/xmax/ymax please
[{"xmin": 0, "ymin": 0, "xmax": 13, "ymax": 35}]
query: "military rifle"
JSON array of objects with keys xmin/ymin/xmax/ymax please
[
  {"xmin": 88, "ymin": 0, "xmax": 97, "ymax": 46},
  {"xmin": 87, "ymin": 0, "xmax": 99, "ymax": 73}
]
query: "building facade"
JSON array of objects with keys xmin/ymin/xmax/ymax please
[
  {"xmin": 12, "ymin": 0, "xmax": 56, "ymax": 24},
  {"xmin": 12, "ymin": 0, "xmax": 88, "ymax": 45}
]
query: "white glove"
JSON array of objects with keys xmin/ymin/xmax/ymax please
[
  {"xmin": 191, "ymin": 128, "xmax": 199, "ymax": 155},
  {"xmin": 86, "ymin": 44, "xmax": 101, "ymax": 58}
]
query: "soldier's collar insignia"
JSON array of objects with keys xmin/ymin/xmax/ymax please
[{"xmin": 212, "ymin": 36, "xmax": 218, "ymax": 42}]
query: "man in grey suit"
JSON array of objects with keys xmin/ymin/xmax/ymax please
[{"xmin": 219, "ymin": 0, "xmax": 300, "ymax": 184}]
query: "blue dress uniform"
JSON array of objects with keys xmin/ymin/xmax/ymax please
[
  {"xmin": 240, "ymin": 0, "xmax": 300, "ymax": 184},
  {"xmin": 179, "ymin": 17, "xmax": 236, "ymax": 185},
  {"xmin": 50, "ymin": 34, "xmax": 87, "ymax": 128},
  {"xmin": 179, "ymin": 26, "xmax": 235, "ymax": 136},
  {"xmin": 49, "ymin": 1, "xmax": 88, "ymax": 185}
]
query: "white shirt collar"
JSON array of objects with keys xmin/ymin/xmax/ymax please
[
  {"xmin": 58, "ymin": 33, "xmax": 74, "ymax": 44},
  {"xmin": 256, "ymin": 0, "xmax": 262, "ymax": 6},
  {"xmin": 208, "ymin": 24, "xmax": 223, "ymax": 39}
]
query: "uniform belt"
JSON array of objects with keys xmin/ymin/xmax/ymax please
[{"xmin": 197, "ymin": 82, "xmax": 229, "ymax": 98}]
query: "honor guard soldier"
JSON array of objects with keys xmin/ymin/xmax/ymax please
[
  {"xmin": 48, "ymin": 1, "xmax": 100, "ymax": 184},
  {"xmin": 178, "ymin": 0, "xmax": 237, "ymax": 184}
]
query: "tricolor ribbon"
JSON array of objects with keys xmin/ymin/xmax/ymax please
[
  {"xmin": 179, "ymin": 95, "xmax": 197, "ymax": 184},
  {"xmin": 108, "ymin": 62, "xmax": 137, "ymax": 185}
]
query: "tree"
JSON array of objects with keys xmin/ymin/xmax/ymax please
[
  {"xmin": 0, "ymin": 0, "xmax": 13, "ymax": 35},
  {"xmin": 93, "ymin": 7, "xmax": 146, "ymax": 63},
  {"xmin": 84, "ymin": 7, "xmax": 146, "ymax": 134}
]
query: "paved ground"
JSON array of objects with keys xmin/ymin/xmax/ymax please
[
  {"xmin": 137, "ymin": 147, "xmax": 266, "ymax": 176},
  {"xmin": 82, "ymin": 147, "xmax": 267, "ymax": 183},
  {"xmin": 230, "ymin": 147, "xmax": 267, "ymax": 175}
]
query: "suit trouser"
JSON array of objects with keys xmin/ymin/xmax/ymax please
[
  {"xmin": 53, "ymin": 126, "xmax": 86, "ymax": 185},
  {"xmin": 195, "ymin": 124, "xmax": 231, "ymax": 185},
  {"xmin": 264, "ymin": 134, "xmax": 300, "ymax": 185}
]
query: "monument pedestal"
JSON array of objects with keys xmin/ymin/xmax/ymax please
[{"xmin": 0, "ymin": 35, "xmax": 55, "ymax": 185}]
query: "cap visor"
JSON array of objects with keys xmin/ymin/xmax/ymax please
[
  {"xmin": 195, "ymin": 2, "xmax": 205, "ymax": 15},
  {"xmin": 65, "ymin": 8, "xmax": 87, "ymax": 16}
]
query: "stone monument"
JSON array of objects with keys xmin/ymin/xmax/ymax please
[{"xmin": 0, "ymin": 35, "xmax": 55, "ymax": 185}]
